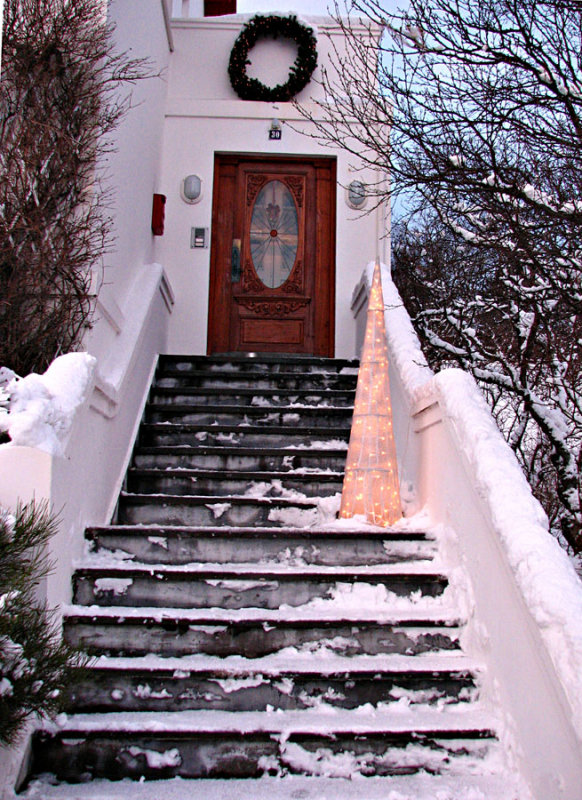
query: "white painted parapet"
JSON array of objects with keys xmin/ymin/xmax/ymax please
[
  {"xmin": 0, "ymin": 264, "xmax": 173, "ymax": 610},
  {"xmin": 352, "ymin": 262, "xmax": 582, "ymax": 800}
]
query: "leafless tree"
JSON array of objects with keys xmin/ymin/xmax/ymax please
[
  {"xmin": 0, "ymin": 0, "xmax": 149, "ymax": 375},
  {"xmin": 299, "ymin": 0, "xmax": 582, "ymax": 553}
]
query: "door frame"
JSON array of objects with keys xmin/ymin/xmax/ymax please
[{"xmin": 207, "ymin": 152, "xmax": 336, "ymax": 356}]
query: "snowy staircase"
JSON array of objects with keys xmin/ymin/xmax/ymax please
[{"xmin": 25, "ymin": 355, "xmax": 518, "ymax": 798}]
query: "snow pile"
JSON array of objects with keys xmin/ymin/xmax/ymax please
[
  {"xmin": 0, "ymin": 353, "xmax": 97, "ymax": 456},
  {"xmin": 206, "ymin": 502, "xmax": 231, "ymax": 519},
  {"xmin": 94, "ymin": 577, "xmax": 133, "ymax": 597},
  {"xmin": 125, "ymin": 745, "xmax": 182, "ymax": 769},
  {"xmin": 279, "ymin": 579, "xmax": 452, "ymax": 615}
]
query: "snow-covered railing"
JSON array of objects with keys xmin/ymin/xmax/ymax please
[
  {"xmin": 0, "ymin": 264, "xmax": 173, "ymax": 610},
  {"xmin": 352, "ymin": 262, "xmax": 582, "ymax": 800}
]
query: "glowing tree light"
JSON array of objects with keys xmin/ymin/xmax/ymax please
[{"xmin": 340, "ymin": 261, "xmax": 402, "ymax": 527}]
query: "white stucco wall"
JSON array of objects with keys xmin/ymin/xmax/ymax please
[
  {"xmin": 157, "ymin": 14, "xmax": 388, "ymax": 358},
  {"xmin": 84, "ymin": 0, "xmax": 173, "ymax": 365}
]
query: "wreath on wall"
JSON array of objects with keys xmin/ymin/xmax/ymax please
[{"xmin": 228, "ymin": 15, "xmax": 317, "ymax": 102}]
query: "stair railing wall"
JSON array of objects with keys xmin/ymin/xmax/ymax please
[
  {"xmin": 351, "ymin": 261, "xmax": 582, "ymax": 800},
  {"xmin": 0, "ymin": 265, "xmax": 174, "ymax": 611}
]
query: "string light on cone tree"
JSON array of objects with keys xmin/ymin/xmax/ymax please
[{"xmin": 340, "ymin": 261, "xmax": 402, "ymax": 527}]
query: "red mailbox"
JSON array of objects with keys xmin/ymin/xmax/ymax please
[{"xmin": 151, "ymin": 193, "xmax": 166, "ymax": 236}]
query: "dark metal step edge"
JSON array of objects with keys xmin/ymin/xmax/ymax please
[
  {"xmin": 76, "ymin": 664, "xmax": 477, "ymax": 680},
  {"xmin": 155, "ymin": 375, "xmax": 358, "ymax": 390},
  {"xmin": 86, "ymin": 525, "xmax": 430, "ymax": 541},
  {"xmin": 156, "ymin": 368, "xmax": 358, "ymax": 380},
  {"xmin": 132, "ymin": 446, "xmax": 348, "ymax": 457},
  {"xmin": 145, "ymin": 405, "xmax": 354, "ymax": 417},
  {"xmin": 73, "ymin": 566, "xmax": 448, "ymax": 581},
  {"xmin": 150, "ymin": 387, "xmax": 357, "ymax": 398},
  {"xmin": 126, "ymin": 468, "xmax": 344, "ymax": 482},
  {"xmin": 152, "ymin": 379, "xmax": 357, "ymax": 389},
  {"xmin": 38, "ymin": 724, "xmax": 496, "ymax": 741},
  {"xmin": 119, "ymin": 493, "xmax": 325, "ymax": 508},
  {"xmin": 63, "ymin": 610, "xmax": 462, "ymax": 628},
  {"xmin": 140, "ymin": 424, "xmax": 351, "ymax": 435}
]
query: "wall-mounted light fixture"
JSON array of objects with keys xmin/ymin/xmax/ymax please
[
  {"xmin": 269, "ymin": 119, "xmax": 282, "ymax": 140},
  {"xmin": 181, "ymin": 174, "xmax": 203, "ymax": 204},
  {"xmin": 346, "ymin": 179, "xmax": 367, "ymax": 209}
]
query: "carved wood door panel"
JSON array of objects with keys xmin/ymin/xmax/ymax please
[{"xmin": 208, "ymin": 155, "xmax": 336, "ymax": 356}]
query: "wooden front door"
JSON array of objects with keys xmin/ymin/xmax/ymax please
[{"xmin": 207, "ymin": 154, "xmax": 336, "ymax": 356}]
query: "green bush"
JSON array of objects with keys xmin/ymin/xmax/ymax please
[{"xmin": 0, "ymin": 502, "xmax": 85, "ymax": 745}]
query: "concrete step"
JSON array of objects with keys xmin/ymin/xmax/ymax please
[
  {"xmin": 30, "ymin": 708, "xmax": 499, "ymax": 783},
  {"xmin": 137, "ymin": 423, "xmax": 351, "ymax": 449},
  {"xmin": 145, "ymin": 404, "xmax": 354, "ymax": 428},
  {"xmin": 157, "ymin": 354, "xmax": 360, "ymax": 376},
  {"xmin": 150, "ymin": 386, "xmax": 356, "ymax": 407},
  {"xmin": 67, "ymin": 659, "xmax": 479, "ymax": 714},
  {"xmin": 116, "ymin": 492, "xmax": 340, "ymax": 528},
  {"xmin": 72, "ymin": 563, "xmax": 449, "ymax": 610},
  {"xmin": 25, "ymin": 353, "xmax": 512, "ymax": 796},
  {"xmin": 131, "ymin": 446, "xmax": 349, "ymax": 473},
  {"xmin": 156, "ymin": 371, "xmax": 359, "ymax": 391},
  {"xmin": 86, "ymin": 525, "xmax": 436, "ymax": 567},
  {"xmin": 63, "ymin": 606, "xmax": 463, "ymax": 658},
  {"xmin": 125, "ymin": 469, "xmax": 344, "ymax": 498}
]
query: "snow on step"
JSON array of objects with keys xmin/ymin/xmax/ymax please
[
  {"xmin": 44, "ymin": 706, "xmax": 499, "ymax": 735},
  {"xmin": 90, "ymin": 651, "xmax": 482, "ymax": 675},
  {"xmin": 32, "ymin": 707, "xmax": 505, "ymax": 785},
  {"xmin": 62, "ymin": 603, "xmax": 462, "ymax": 624},
  {"xmin": 23, "ymin": 773, "xmax": 526, "ymax": 800},
  {"xmin": 64, "ymin": 622, "xmax": 462, "ymax": 661},
  {"xmin": 117, "ymin": 491, "xmax": 344, "ymax": 529},
  {"xmin": 132, "ymin": 445, "xmax": 349, "ymax": 472},
  {"xmin": 26, "ymin": 354, "xmax": 516, "ymax": 794},
  {"xmin": 85, "ymin": 525, "xmax": 436, "ymax": 567},
  {"xmin": 72, "ymin": 560, "xmax": 450, "ymax": 611},
  {"xmin": 75, "ymin": 562, "xmax": 443, "ymax": 578},
  {"xmin": 149, "ymin": 388, "xmax": 357, "ymax": 407},
  {"xmin": 70, "ymin": 649, "xmax": 482, "ymax": 714},
  {"xmin": 126, "ymin": 468, "xmax": 345, "ymax": 498}
]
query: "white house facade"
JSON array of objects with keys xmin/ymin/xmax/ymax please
[{"xmin": 3, "ymin": 3, "xmax": 582, "ymax": 799}]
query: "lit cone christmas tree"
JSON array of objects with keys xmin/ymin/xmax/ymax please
[{"xmin": 339, "ymin": 261, "xmax": 402, "ymax": 527}]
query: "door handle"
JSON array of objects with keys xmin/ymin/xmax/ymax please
[{"xmin": 231, "ymin": 239, "xmax": 241, "ymax": 283}]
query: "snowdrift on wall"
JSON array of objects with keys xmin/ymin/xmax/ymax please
[{"xmin": 0, "ymin": 353, "xmax": 97, "ymax": 457}]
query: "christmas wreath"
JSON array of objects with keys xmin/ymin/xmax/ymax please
[{"xmin": 228, "ymin": 15, "xmax": 317, "ymax": 102}]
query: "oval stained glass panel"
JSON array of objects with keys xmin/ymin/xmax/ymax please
[{"xmin": 250, "ymin": 180, "xmax": 299, "ymax": 289}]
